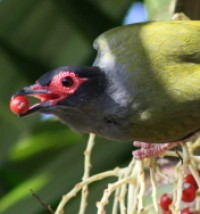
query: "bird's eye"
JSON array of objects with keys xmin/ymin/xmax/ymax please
[{"xmin": 61, "ymin": 76, "xmax": 74, "ymax": 87}]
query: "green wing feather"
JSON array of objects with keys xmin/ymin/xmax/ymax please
[{"xmin": 94, "ymin": 21, "xmax": 200, "ymax": 142}]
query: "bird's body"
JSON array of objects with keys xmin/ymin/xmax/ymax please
[{"xmin": 13, "ymin": 21, "xmax": 200, "ymax": 145}]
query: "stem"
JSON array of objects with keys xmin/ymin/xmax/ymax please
[
  {"xmin": 111, "ymin": 176, "xmax": 122, "ymax": 214},
  {"xmin": 97, "ymin": 177, "xmax": 133, "ymax": 214},
  {"xmin": 174, "ymin": 163, "xmax": 183, "ymax": 213},
  {"xmin": 79, "ymin": 133, "xmax": 96, "ymax": 214},
  {"xmin": 149, "ymin": 159, "xmax": 158, "ymax": 212},
  {"xmin": 118, "ymin": 160, "xmax": 135, "ymax": 214},
  {"xmin": 136, "ymin": 160, "xmax": 145, "ymax": 213},
  {"xmin": 174, "ymin": 143, "xmax": 190, "ymax": 213},
  {"xmin": 54, "ymin": 168, "xmax": 120, "ymax": 214},
  {"xmin": 127, "ymin": 160, "xmax": 138, "ymax": 214}
]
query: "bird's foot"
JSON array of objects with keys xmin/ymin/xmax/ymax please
[{"xmin": 132, "ymin": 141, "xmax": 180, "ymax": 160}]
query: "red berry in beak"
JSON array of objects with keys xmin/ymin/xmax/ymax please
[{"xmin": 10, "ymin": 96, "xmax": 30, "ymax": 115}]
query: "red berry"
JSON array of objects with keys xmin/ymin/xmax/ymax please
[
  {"xmin": 10, "ymin": 96, "xmax": 29, "ymax": 114},
  {"xmin": 181, "ymin": 207, "xmax": 194, "ymax": 214},
  {"xmin": 182, "ymin": 182, "xmax": 196, "ymax": 202},
  {"xmin": 184, "ymin": 174, "xmax": 198, "ymax": 191},
  {"xmin": 160, "ymin": 193, "xmax": 173, "ymax": 211}
]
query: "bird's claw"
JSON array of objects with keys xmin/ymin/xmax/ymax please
[{"xmin": 132, "ymin": 141, "xmax": 180, "ymax": 160}]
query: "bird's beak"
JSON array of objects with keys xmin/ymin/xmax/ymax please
[{"xmin": 13, "ymin": 83, "xmax": 59, "ymax": 116}]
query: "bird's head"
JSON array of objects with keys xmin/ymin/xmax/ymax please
[{"xmin": 14, "ymin": 66, "xmax": 106, "ymax": 116}]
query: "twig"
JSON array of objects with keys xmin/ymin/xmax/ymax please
[
  {"xmin": 96, "ymin": 176, "xmax": 134, "ymax": 214},
  {"xmin": 79, "ymin": 133, "xmax": 96, "ymax": 214},
  {"xmin": 190, "ymin": 138, "xmax": 200, "ymax": 152},
  {"xmin": 111, "ymin": 164, "xmax": 133, "ymax": 214},
  {"xmin": 164, "ymin": 150, "xmax": 181, "ymax": 158},
  {"xmin": 173, "ymin": 162, "xmax": 183, "ymax": 213},
  {"xmin": 127, "ymin": 160, "xmax": 138, "ymax": 214},
  {"xmin": 131, "ymin": 179, "xmax": 140, "ymax": 213},
  {"xmin": 136, "ymin": 160, "xmax": 145, "ymax": 213},
  {"xmin": 54, "ymin": 134, "xmax": 200, "ymax": 213},
  {"xmin": 111, "ymin": 176, "xmax": 121, "ymax": 214},
  {"xmin": 30, "ymin": 189, "xmax": 54, "ymax": 214},
  {"xmin": 149, "ymin": 158, "xmax": 158, "ymax": 213},
  {"xmin": 118, "ymin": 159, "xmax": 135, "ymax": 214},
  {"xmin": 174, "ymin": 143, "xmax": 189, "ymax": 213},
  {"xmin": 54, "ymin": 168, "xmax": 120, "ymax": 214}
]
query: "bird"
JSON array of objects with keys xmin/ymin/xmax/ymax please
[{"xmin": 12, "ymin": 20, "xmax": 200, "ymax": 159}]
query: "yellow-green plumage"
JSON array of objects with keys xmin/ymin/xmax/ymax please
[{"xmin": 93, "ymin": 21, "xmax": 200, "ymax": 142}]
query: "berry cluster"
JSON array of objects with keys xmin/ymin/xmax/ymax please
[
  {"xmin": 10, "ymin": 96, "xmax": 29, "ymax": 115},
  {"xmin": 159, "ymin": 173, "xmax": 199, "ymax": 214}
]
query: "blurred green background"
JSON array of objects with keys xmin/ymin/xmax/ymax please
[{"xmin": 0, "ymin": 0, "xmax": 175, "ymax": 213}]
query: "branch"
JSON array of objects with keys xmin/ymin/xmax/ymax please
[
  {"xmin": 54, "ymin": 168, "xmax": 120, "ymax": 214},
  {"xmin": 30, "ymin": 189, "xmax": 54, "ymax": 214},
  {"xmin": 79, "ymin": 133, "xmax": 96, "ymax": 214}
]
